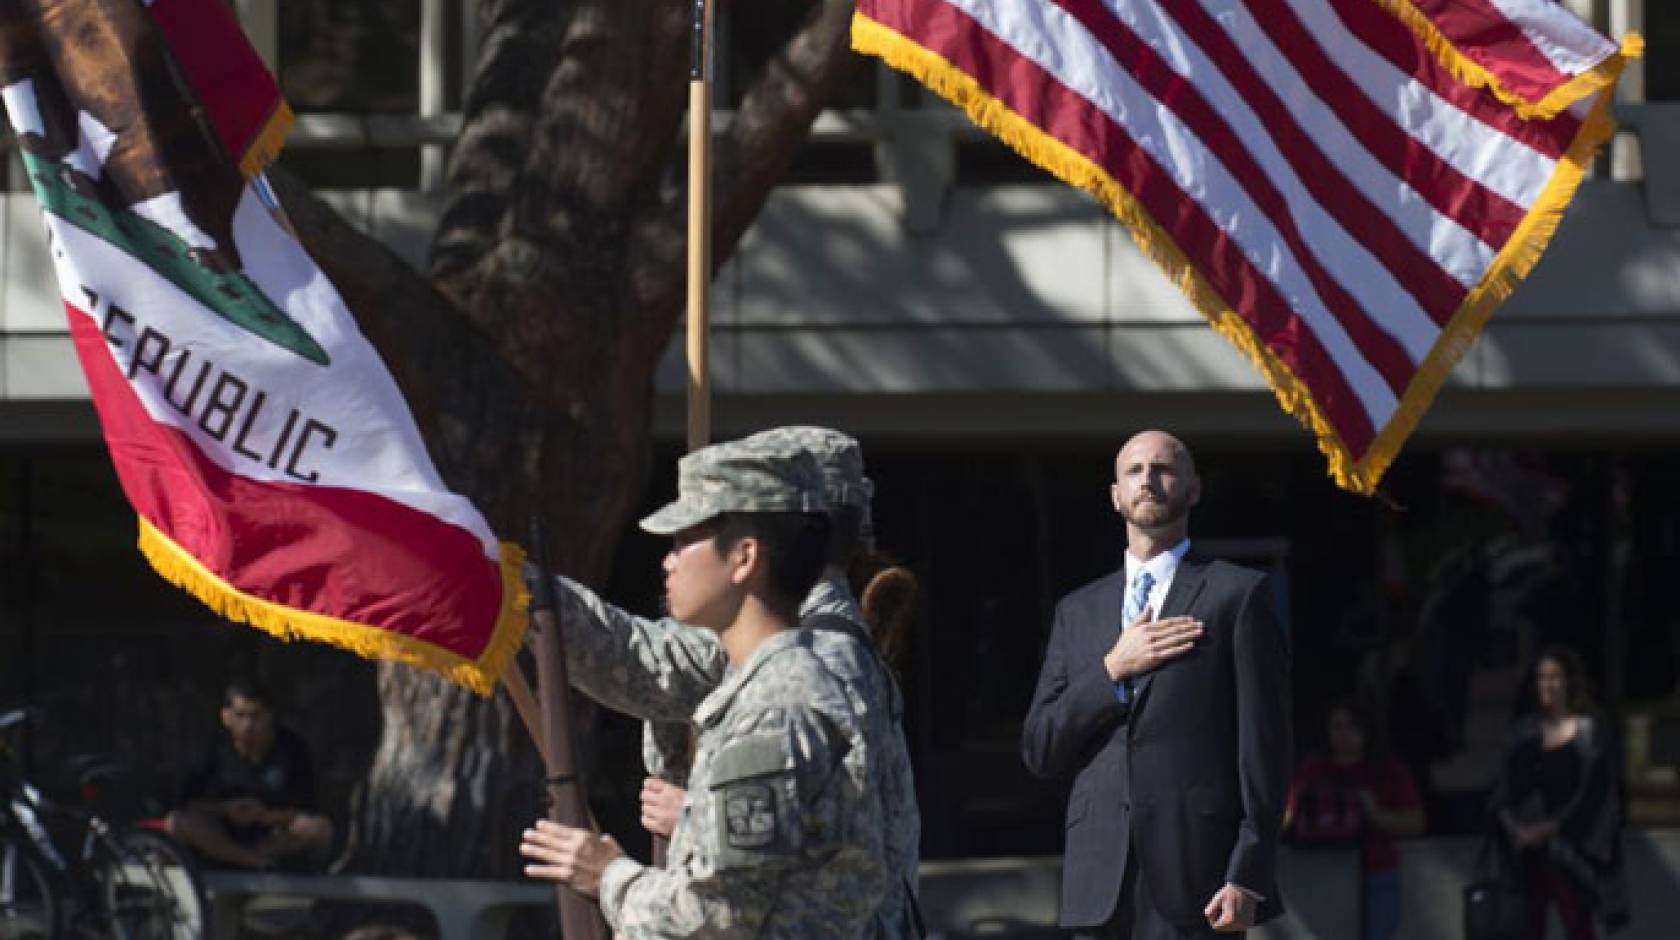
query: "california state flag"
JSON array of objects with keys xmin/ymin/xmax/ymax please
[{"xmin": 0, "ymin": 0, "xmax": 525, "ymax": 693}]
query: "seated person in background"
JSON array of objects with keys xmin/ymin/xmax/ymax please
[{"xmin": 167, "ymin": 678, "xmax": 333, "ymax": 870}]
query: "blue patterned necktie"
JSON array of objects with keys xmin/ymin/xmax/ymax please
[
  {"xmin": 1118, "ymin": 568, "xmax": 1156, "ymax": 701},
  {"xmin": 1124, "ymin": 567, "xmax": 1156, "ymax": 626}
]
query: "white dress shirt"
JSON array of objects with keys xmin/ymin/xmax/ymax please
[{"xmin": 1122, "ymin": 538, "xmax": 1191, "ymax": 622}]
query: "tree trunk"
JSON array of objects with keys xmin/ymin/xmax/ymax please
[{"xmin": 277, "ymin": 0, "xmax": 861, "ymax": 877}]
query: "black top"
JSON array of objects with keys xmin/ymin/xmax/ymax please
[
  {"xmin": 1488, "ymin": 714, "xmax": 1629, "ymax": 927},
  {"xmin": 181, "ymin": 725, "xmax": 317, "ymax": 810},
  {"xmin": 1535, "ymin": 742, "xmax": 1584, "ymax": 816}
]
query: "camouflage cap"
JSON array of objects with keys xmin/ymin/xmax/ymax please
[
  {"xmin": 740, "ymin": 426, "xmax": 874, "ymax": 509},
  {"xmin": 639, "ymin": 438, "xmax": 829, "ymax": 535}
]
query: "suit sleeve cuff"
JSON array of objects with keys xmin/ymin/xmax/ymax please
[{"xmin": 1229, "ymin": 882, "xmax": 1265, "ymax": 903}]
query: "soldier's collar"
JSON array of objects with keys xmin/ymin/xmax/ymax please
[
  {"xmin": 798, "ymin": 571, "xmax": 859, "ymax": 619},
  {"xmin": 695, "ymin": 628, "xmax": 809, "ymax": 728}
]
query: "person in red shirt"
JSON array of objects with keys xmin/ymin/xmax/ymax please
[{"xmin": 1285, "ymin": 698, "xmax": 1423, "ymax": 940}]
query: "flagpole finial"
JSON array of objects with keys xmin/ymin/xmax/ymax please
[{"xmin": 690, "ymin": 0, "xmax": 711, "ymax": 82}]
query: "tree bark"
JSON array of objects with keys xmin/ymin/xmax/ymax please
[{"xmin": 280, "ymin": 0, "xmax": 862, "ymax": 877}]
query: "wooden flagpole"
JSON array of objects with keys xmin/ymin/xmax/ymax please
[
  {"xmin": 501, "ymin": 667, "xmax": 551, "ymax": 767},
  {"xmin": 526, "ymin": 519, "xmax": 611, "ymax": 940},
  {"xmin": 686, "ymin": 0, "xmax": 714, "ymax": 452},
  {"xmin": 650, "ymin": 0, "xmax": 716, "ymax": 872}
]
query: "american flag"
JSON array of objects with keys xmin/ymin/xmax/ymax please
[{"xmin": 853, "ymin": 0, "xmax": 1639, "ymax": 494}]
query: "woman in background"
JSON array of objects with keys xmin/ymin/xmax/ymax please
[{"xmin": 1489, "ymin": 646, "xmax": 1628, "ymax": 939}]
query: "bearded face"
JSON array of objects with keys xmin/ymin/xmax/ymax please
[
  {"xmin": 1119, "ymin": 483, "xmax": 1193, "ymax": 529},
  {"xmin": 1110, "ymin": 433, "xmax": 1199, "ymax": 534}
]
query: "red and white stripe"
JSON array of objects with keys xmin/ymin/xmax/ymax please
[
  {"xmin": 855, "ymin": 0, "xmax": 1620, "ymax": 471},
  {"xmin": 1407, "ymin": 0, "xmax": 1618, "ymax": 103}
]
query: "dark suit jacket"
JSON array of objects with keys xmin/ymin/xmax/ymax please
[{"xmin": 1022, "ymin": 551, "xmax": 1292, "ymax": 929}]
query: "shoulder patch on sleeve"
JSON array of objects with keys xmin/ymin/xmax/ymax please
[{"xmin": 722, "ymin": 781, "xmax": 779, "ymax": 849}]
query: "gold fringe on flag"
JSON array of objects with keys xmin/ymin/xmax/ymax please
[
  {"xmin": 852, "ymin": 12, "xmax": 1623, "ymax": 495},
  {"xmin": 1375, "ymin": 0, "xmax": 1642, "ymax": 122},
  {"xmin": 1359, "ymin": 82, "xmax": 1620, "ymax": 489},
  {"xmin": 236, "ymin": 100, "xmax": 296, "ymax": 179},
  {"xmin": 137, "ymin": 516, "xmax": 528, "ymax": 696}
]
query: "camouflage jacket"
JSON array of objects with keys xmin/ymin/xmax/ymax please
[
  {"xmin": 597, "ymin": 628, "xmax": 884, "ymax": 938},
  {"xmin": 556, "ymin": 571, "xmax": 924, "ymax": 938}
]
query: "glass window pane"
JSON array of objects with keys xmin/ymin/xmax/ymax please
[{"xmin": 279, "ymin": 0, "xmax": 421, "ymax": 113}]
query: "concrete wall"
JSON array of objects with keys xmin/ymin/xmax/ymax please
[{"xmin": 919, "ymin": 830, "xmax": 1680, "ymax": 939}]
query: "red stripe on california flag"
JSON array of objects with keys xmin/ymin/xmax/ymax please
[
  {"xmin": 67, "ymin": 304, "xmax": 502, "ymax": 660},
  {"xmin": 870, "ymin": 0, "xmax": 1379, "ymax": 452},
  {"xmin": 1052, "ymin": 0, "xmax": 1433, "ymax": 381},
  {"xmin": 147, "ymin": 0, "xmax": 283, "ymax": 165},
  {"xmin": 1408, "ymin": 0, "xmax": 1572, "ymax": 102},
  {"xmin": 1238, "ymin": 0, "xmax": 1528, "ymax": 250},
  {"xmin": 1066, "ymin": 0, "xmax": 1466, "ymax": 330},
  {"xmin": 1331, "ymin": 0, "xmax": 1576, "ymax": 159}
]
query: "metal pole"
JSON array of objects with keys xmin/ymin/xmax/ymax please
[
  {"xmin": 461, "ymin": 0, "xmax": 483, "ymax": 104},
  {"xmin": 528, "ymin": 520, "xmax": 611, "ymax": 940},
  {"xmin": 419, "ymin": 0, "xmax": 448, "ymax": 189},
  {"xmin": 685, "ymin": 0, "xmax": 714, "ymax": 452},
  {"xmin": 1609, "ymin": 0, "xmax": 1644, "ymax": 182}
]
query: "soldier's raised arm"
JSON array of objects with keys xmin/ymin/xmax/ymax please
[{"xmin": 550, "ymin": 573, "xmax": 726, "ymax": 721}]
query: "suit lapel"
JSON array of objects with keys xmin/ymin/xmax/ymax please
[
  {"xmin": 1086, "ymin": 570, "xmax": 1126, "ymax": 662},
  {"xmin": 1132, "ymin": 551, "xmax": 1209, "ymax": 706},
  {"xmin": 1157, "ymin": 551, "xmax": 1208, "ymax": 620}
]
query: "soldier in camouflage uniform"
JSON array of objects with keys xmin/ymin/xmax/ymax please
[
  {"xmin": 520, "ymin": 441, "xmax": 884, "ymax": 937},
  {"xmin": 548, "ymin": 427, "xmax": 923, "ymax": 938}
]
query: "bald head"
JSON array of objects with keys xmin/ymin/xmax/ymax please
[
  {"xmin": 1115, "ymin": 430, "xmax": 1195, "ymax": 480},
  {"xmin": 1111, "ymin": 430, "xmax": 1200, "ymax": 542}
]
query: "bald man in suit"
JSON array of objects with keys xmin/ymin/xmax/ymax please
[{"xmin": 1023, "ymin": 431, "xmax": 1291, "ymax": 938}]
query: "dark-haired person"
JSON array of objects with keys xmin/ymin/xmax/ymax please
[
  {"xmin": 168, "ymin": 679, "xmax": 333, "ymax": 870},
  {"xmin": 1489, "ymin": 646, "xmax": 1628, "ymax": 939},
  {"xmin": 542, "ymin": 427, "xmax": 920, "ymax": 938},
  {"xmin": 1284, "ymin": 699, "xmax": 1422, "ymax": 940},
  {"xmin": 1023, "ymin": 430, "xmax": 1291, "ymax": 938},
  {"xmin": 520, "ymin": 441, "xmax": 884, "ymax": 937}
]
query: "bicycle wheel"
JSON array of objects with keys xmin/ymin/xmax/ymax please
[
  {"xmin": 0, "ymin": 836, "xmax": 58, "ymax": 940},
  {"xmin": 99, "ymin": 828, "xmax": 209, "ymax": 940}
]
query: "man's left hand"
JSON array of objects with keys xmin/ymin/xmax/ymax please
[
  {"xmin": 1203, "ymin": 884, "xmax": 1256, "ymax": 933},
  {"xmin": 520, "ymin": 819, "xmax": 624, "ymax": 898}
]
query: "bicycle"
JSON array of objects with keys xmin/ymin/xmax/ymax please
[{"xmin": 1, "ymin": 707, "xmax": 210, "ymax": 939}]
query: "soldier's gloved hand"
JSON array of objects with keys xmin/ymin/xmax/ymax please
[
  {"xmin": 640, "ymin": 777, "xmax": 685, "ymax": 838},
  {"xmin": 520, "ymin": 819, "xmax": 623, "ymax": 898}
]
